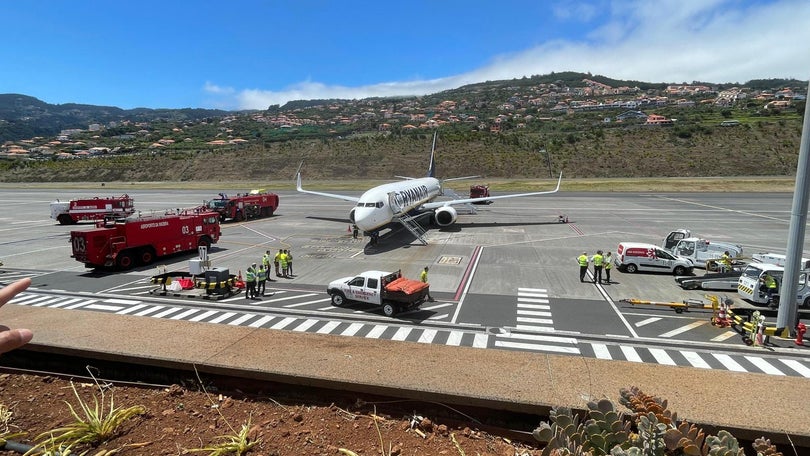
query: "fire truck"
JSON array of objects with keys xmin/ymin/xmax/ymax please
[
  {"xmin": 50, "ymin": 194, "xmax": 135, "ymax": 225},
  {"xmin": 204, "ymin": 190, "xmax": 279, "ymax": 222},
  {"xmin": 70, "ymin": 210, "xmax": 221, "ymax": 270},
  {"xmin": 469, "ymin": 185, "xmax": 492, "ymax": 204}
]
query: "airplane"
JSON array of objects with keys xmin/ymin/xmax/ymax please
[{"xmin": 295, "ymin": 133, "xmax": 562, "ymax": 244}]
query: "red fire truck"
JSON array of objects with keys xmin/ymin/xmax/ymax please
[
  {"xmin": 469, "ymin": 185, "xmax": 492, "ymax": 204},
  {"xmin": 204, "ymin": 190, "xmax": 279, "ymax": 222},
  {"xmin": 50, "ymin": 194, "xmax": 135, "ymax": 225},
  {"xmin": 70, "ymin": 210, "xmax": 221, "ymax": 269}
]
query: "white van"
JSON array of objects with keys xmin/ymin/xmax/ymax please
[{"xmin": 615, "ymin": 242, "xmax": 693, "ymax": 275}]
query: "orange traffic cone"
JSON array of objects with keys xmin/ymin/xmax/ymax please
[{"xmin": 347, "ymin": 225, "xmax": 352, "ymax": 233}]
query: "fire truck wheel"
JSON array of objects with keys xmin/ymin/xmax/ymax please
[
  {"xmin": 57, "ymin": 214, "xmax": 74, "ymax": 225},
  {"xmin": 138, "ymin": 248, "xmax": 155, "ymax": 266},
  {"xmin": 116, "ymin": 251, "xmax": 135, "ymax": 269},
  {"xmin": 197, "ymin": 237, "xmax": 212, "ymax": 249},
  {"xmin": 382, "ymin": 303, "xmax": 397, "ymax": 317},
  {"xmin": 330, "ymin": 292, "xmax": 347, "ymax": 307},
  {"xmin": 235, "ymin": 211, "xmax": 245, "ymax": 222},
  {"xmin": 266, "ymin": 207, "xmax": 274, "ymax": 216}
]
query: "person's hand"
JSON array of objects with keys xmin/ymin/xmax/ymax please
[{"xmin": 0, "ymin": 278, "xmax": 34, "ymax": 354}]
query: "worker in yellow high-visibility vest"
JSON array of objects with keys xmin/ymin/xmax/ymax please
[
  {"xmin": 591, "ymin": 250, "xmax": 604, "ymax": 284},
  {"xmin": 577, "ymin": 252, "xmax": 589, "ymax": 282}
]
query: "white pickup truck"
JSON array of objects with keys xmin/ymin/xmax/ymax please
[{"xmin": 327, "ymin": 270, "xmax": 430, "ymax": 316}]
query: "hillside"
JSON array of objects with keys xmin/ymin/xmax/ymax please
[
  {"xmin": 0, "ymin": 72, "xmax": 806, "ymax": 183},
  {"xmin": 0, "ymin": 119, "xmax": 802, "ymax": 183}
]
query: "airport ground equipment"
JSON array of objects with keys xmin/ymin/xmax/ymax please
[
  {"xmin": 50, "ymin": 194, "xmax": 135, "ymax": 225},
  {"xmin": 69, "ymin": 209, "xmax": 221, "ymax": 270},
  {"xmin": 150, "ymin": 266, "xmax": 240, "ymax": 299},
  {"xmin": 664, "ymin": 230, "xmax": 743, "ymax": 270},
  {"xmin": 737, "ymin": 262, "xmax": 810, "ymax": 308},
  {"xmin": 203, "ymin": 190, "xmax": 279, "ymax": 222},
  {"xmin": 676, "ymin": 266, "xmax": 744, "ymax": 291},
  {"xmin": 621, "ymin": 297, "xmax": 716, "ymax": 314},
  {"xmin": 469, "ymin": 185, "xmax": 491, "ymax": 204},
  {"xmin": 327, "ymin": 270, "xmax": 430, "ymax": 316}
]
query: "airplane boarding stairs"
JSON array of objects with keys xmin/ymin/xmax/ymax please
[{"xmin": 394, "ymin": 214, "xmax": 428, "ymax": 245}]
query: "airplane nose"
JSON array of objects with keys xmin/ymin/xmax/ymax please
[{"xmin": 353, "ymin": 207, "xmax": 378, "ymax": 232}]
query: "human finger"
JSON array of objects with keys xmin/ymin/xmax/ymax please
[
  {"xmin": 0, "ymin": 278, "xmax": 31, "ymax": 306},
  {"xmin": 0, "ymin": 328, "xmax": 33, "ymax": 355}
]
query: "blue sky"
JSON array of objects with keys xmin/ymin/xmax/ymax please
[{"xmin": 1, "ymin": 0, "xmax": 807, "ymax": 110}]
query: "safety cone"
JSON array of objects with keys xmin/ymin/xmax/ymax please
[{"xmin": 347, "ymin": 225, "xmax": 352, "ymax": 233}]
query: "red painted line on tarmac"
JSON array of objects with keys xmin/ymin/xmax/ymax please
[
  {"xmin": 454, "ymin": 245, "xmax": 482, "ymax": 301},
  {"xmin": 569, "ymin": 224, "xmax": 584, "ymax": 235}
]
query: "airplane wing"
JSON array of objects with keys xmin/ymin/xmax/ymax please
[
  {"xmin": 420, "ymin": 172, "xmax": 562, "ymax": 210},
  {"xmin": 295, "ymin": 172, "xmax": 361, "ymax": 203}
]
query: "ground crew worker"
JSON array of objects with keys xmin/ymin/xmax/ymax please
[
  {"xmin": 352, "ymin": 225, "xmax": 359, "ymax": 239},
  {"xmin": 578, "ymin": 252, "xmax": 589, "ymax": 282},
  {"xmin": 420, "ymin": 266, "xmax": 433, "ymax": 301},
  {"xmin": 591, "ymin": 250, "xmax": 604, "ymax": 284},
  {"xmin": 257, "ymin": 264, "xmax": 267, "ymax": 296},
  {"xmin": 274, "ymin": 249, "xmax": 282, "ymax": 277},
  {"xmin": 263, "ymin": 250, "xmax": 272, "ymax": 278},
  {"xmin": 604, "ymin": 252, "xmax": 613, "ymax": 284},
  {"xmin": 761, "ymin": 272, "xmax": 778, "ymax": 306},
  {"xmin": 286, "ymin": 249, "xmax": 294, "ymax": 276},
  {"xmin": 279, "ymin": 250, "xmax": 289, "ymax": 278},
  {"xmin": 719, "ymin": 251, "xmax": 732, "ymax": 272},
  {"xmin": 245, "ymin": 263, "xmax": 257, "ymax": 299}
]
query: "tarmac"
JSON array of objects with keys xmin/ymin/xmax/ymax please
[{"xmin": 2, "ymin": 302, "xmax": 808, "ymax": 449}]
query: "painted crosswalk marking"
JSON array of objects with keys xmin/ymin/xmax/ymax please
[
  {"xmin": 649, "ymin": 348, "xmax": 676, "ymax": 366},
  {"xmin": 712, "ymin": 353, "xmax": 747, "ymax": 372},
  {"xmin": 681, "ymin": 351, "xmax": 711, "ymax": 369},
  {"xmin": 10, "ymin": 289, "xmax": 810, "ymax": 378},
  {"xmin": 745, "ymin": 356, "xmax": 784, "ymax": 376},
  {"xmin": 620, "ymin": 346, "xmax": 642, "ymax": 363},
  {"xmin": 780, "ymin": 359, "xmax": 810, "ymax": 377},
  {"xmin": 592, "ymin": 343, "xmax": 612, "ymax": 360}
]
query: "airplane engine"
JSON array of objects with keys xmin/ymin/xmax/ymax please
[
  {"xmin": 349, "ymin": 208, "xmax": 356, "ymax": 223},
  {"xmin": 433, "ymin": 206, "xmax": 458, "ymax": 227}
]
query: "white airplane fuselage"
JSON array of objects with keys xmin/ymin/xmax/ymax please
[{"xmin": 351, "ymin": 177, "xmax": 442, "ymax": 232}]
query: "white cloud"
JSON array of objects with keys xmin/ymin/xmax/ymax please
[{"xmin": 227, "ymin": 0, "xmax": 810, "ymax": 110}]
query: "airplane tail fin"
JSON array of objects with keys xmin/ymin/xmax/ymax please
[{"xmin": 427, "ymin": 132, "xmax": 437, "ymax": 178}]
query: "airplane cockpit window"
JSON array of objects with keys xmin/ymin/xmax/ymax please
[
  {"xmin": 356, "ymin": 202, "xmax": 364, "ymax": 207},
  {"xmin": 364, "ymin": 203, "xmax": 376, "ymax": 207},
  {"xmin": 376, "ymin": 202, "xmax": 384, "ymax": 208}
]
